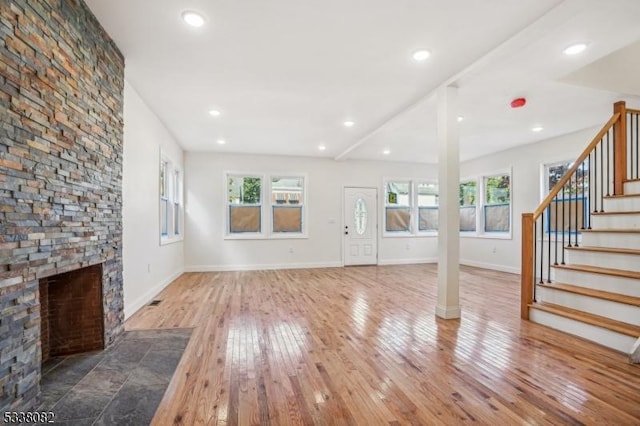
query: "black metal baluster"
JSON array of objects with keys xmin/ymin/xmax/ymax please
[
  {"xmin": 631, "ymin": 114, "xmax": 640, "ymax": 179},
  {"xmin": 568, "ymin": 178, "xmax": 573, "ymax": 248},
  {"xmin": 581, "ymin": 162, "xmax": 585, "ymax": 231},
  {"xmin": 600, "ymin": 140, "xmax": 604, "ymax": 212},
  {"xmin": 606, "ymin": 132, "xmax": 610, "ymax": 196},
  {"xmin": 547, "ymin": 205, "xmax": 552, "ymax": 282},
  {"xmin": 540, "ymin": 211, "xmax": 545, "ymax": 284},
  {"xmin": 593, "ymin": 146, "xmax": 598, "ymax": 213},
  {"xmin": 554, "ymin": 196, "xmax": 559, "ymax": 266},
  {"xmin": 574, "ymin": 174, "xmax": 579, "ymax": 247},
  {"xmin": 587, "ymin": 153, "xmax": 593, "ymax": 229},
  {"xmin": 613, "ymin": 126, "xmax": 618, "ymax": 195},
  {"xmin": 533, "ymin": 220, "xmax": 538, "ymax": 301},
  {"xmin": 632, "ymin": 113, "xmax": 635, "ymax": 180},
  {"xmin": 561, "ymin": 187, "xmax": 566, "ymax": 265}
]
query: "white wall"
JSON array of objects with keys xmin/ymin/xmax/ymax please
[
  {"xmin": 459, "ymin": 126, "xmax": 600, "ymax": 273},
  {"xmin": 122, "ymin": 80, "xmax": 184, "ymax": 318},
  {"xmin": 184, "ymin": 153, "xmax": 439, "ymax": 271}
]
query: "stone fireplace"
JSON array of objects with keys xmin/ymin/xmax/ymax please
[{"xmin": 0, "ymin": 0, "xmax": 124, "ymax": 411}]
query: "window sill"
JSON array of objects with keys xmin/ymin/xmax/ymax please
[
  {"xmin": 224, "ymin": 233, "xmax": 308, "ymax": 240},
  {"xmin": 160, "ymin": 235, "xmax": 184, "ymax": 246},
  {"xmin": 383, "ymin": 232, "xmax": 438, "ymax": 238},
  {"xmin": 460, "ymin": 232, "xmax": 512, "ymax": 240}
]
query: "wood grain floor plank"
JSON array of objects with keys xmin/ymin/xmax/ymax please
[{"xmin": 125, "ymin": 265, "xmax": 640, "ymax": 425}]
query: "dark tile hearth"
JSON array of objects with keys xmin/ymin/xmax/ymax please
[{"xmin": 37, "ymin": 329, "xmax": 192, "ymax": 426}]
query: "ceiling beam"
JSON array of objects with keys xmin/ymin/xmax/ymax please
[{"xmin": 334, "ymin": 0, "xmax": 581, "ymax": 161}]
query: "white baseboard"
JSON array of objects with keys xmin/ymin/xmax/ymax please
[
  {"xmin": 184, "ymin": 261, "xmax": 343, "ymax": 272},
  {"xmin": 377, "ymin": 257, "xmax": 436, "ymax": 266},
  {"xmin": 124, "ymin": 269, "xmax": 184, "ymax": 319},
  {"xmin": 460, "ymin": 259, "xmax": 519, "ymax": 274}
]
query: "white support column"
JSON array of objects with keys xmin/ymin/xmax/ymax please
[{"xmin": 436, "ymin": 85, "xmax": 461, "ymax": 319}]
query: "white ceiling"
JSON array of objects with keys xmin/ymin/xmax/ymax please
[{"xmin": 85, "ymin": 0, "xmax": 640, "ymax": 163}]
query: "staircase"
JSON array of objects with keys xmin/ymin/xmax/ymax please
[
  {"xmin": 521, "ymin": 101, "xmax": 640, "ymax": 357},
  {"xmin": 529, "ymin": 178, "xmax": 640, "ymax": 353}
]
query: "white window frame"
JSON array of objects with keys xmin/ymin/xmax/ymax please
[
  {"xmin": 459, "ymin": 178, "xmax": 478, "ymax": 234},
  {"xmin": 159, "ymin": 150, "xmax": 184, "ymax": 245},
  {"xmin": 382, "ymin": 179, "xmax": 438, "ymax": 238},
  {"xmin": 541, "ymin": 159, "xmax": 586, "ymax": 242},
  {"xmin": 481, "ymin": 172, "xmax": 511, "ymax": 235},
  {"xmin": 224, "ymin": 172, "xmax": 308, "ymax": 240},
  {"xmin": 459, "ymin": 168, "xmax": 513, "ymax": 240}
]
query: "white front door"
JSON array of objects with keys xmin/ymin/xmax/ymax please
[{"xmin": 343, "ymin": 187, "xmax": 377, "ymax": 266}]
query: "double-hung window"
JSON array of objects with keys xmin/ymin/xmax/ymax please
[
  {"xmin": 417, "ymin": 182, "xmax": 438, "ymax": 232},
  {"xmin": 383, "ymin": 180, "xmax": 438, "ymax": 236},
  {"xmin": 458, "ymin": 170, "xmax": 512, "ymax": 237},
  {"xmin": 271, "ymin": 177, "xmax": 304, "ymax": 234},
  {"xmin": 385, "ymin": 181, "xmax": 411, "ymax": 233},
  {"xmin": 160, "ymin": 159, "xmax": 169, "ymax": 237},
  {"xmin": 459, "ymin": 181, "xmax": 477, "ymax": 232},
  {"xmin": 483, "ymin": 174, "xmax": 510, "ymax": 232},
  {"xmin": 544, "ymin": 160, "xmax": 587, "ymax": 233},
  {"xmin": 226, "ymin": 173, "xmax": 307, "ymax": 238},
  {"xmin": 227, "ymin": 175, "xmax": 262, "ymax": 234},
  {"xmin": 159, "ymin": 153, "xmax": 183, "ymax": 244}
]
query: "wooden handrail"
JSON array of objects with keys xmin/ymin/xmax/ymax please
[
  {"xmin": 614, "ymin": 102, "xmax": 627, "ymax": 195},
  {"xmin": 628, "ymin": 108, "xmax": 640, "ymax": 114},
  {"xmin": 521, "ymin": 213, "xmax": 534, "ymax": 320},
  {"xmin": 533, "ymin": 112, "xmax": 620, "ymax": 219}
]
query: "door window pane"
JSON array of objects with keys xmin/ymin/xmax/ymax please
[{"xmin": 354, "ymin": 197, "xmax": 368, "ymax": 235}]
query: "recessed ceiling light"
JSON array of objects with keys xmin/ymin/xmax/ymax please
[
  {"xmin": 208, "ymin": 109, "xmax": 221, "ymax": 117},
  {"xmin": 457, "ymin": 116, "xmax": 464, "ymax": 122},
  {"xmin": 182, "ymin": 11, "xmax": 205, "ymax": 27},
  {"xmin": 343, "ymin": 120, "xmax": 355, "ymax": 128},
  {"xmin": 563, "ymin": 43, "xmax": 587, "ymax": 56},
  {"xmin": 217, "ymin": 139, "xmax": 226, "ymax": 145},
  {"xmin": 531, "ymin": 126, "xmax": 544, "ymax": 132},
  {"xmin": 318, "ymin": 145, "xmax": 326, "ymax": 151},
  {"xmin": 383, "ymin": 149, "xmax": 391, "ymax": 155},
  {"xmin": 412, "ymin": 49, "xmax": 431, "ymax": 62}
]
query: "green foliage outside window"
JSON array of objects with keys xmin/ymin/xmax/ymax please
[{"xmin": 485, "ymin": 175, "xmax": 510, "ymax": 204}]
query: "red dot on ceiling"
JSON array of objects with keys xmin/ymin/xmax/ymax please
[{"xmin": 511, "ymin": 98, "xmax": 527, "ymax": 108}]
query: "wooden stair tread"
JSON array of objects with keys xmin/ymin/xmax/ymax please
[
  {"xmin": 591, "ymin": 210, "xmax": 640, "ymax": 215},
  {"xmin": 581, "ymin": 228, "xmax": 640, "ymax": 233},
  {"xmin": 552, "ymin": 264, "xmax": 640, "ymax": 279},
  {"xmin": 604, "ymin": 193, "xmax": 640, "ymax": 199},
  {"xmin": 529, "ymin": 302, "xmax": 640, "ymax": 337},
  {"xmin": 565, "ymin": 246, "xmax": 640, "ymax": 256},
  {"xmin": 537, "ymin": 282, "xmax": 640, "ymax": 306}
]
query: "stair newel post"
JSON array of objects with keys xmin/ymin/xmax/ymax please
[
  {"xmin": 613, "ymin": 101, "xmax": 627, "ymax": 195},
  {"xmin": 521, "ymin": 213, "xmax": 535, "ymax": 320}
]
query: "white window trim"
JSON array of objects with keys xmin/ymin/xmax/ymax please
[
  {"xmin": 160, "ymin": 150, "xmax": 184, "ymax": 246},
  {"xmin": 382, "ymin": 178, "xmax": 439, "ymax": 238},
  {"xmin": 224, "ymin": 171, "xmax": 309, "ymax": 240},
  {"xmin": 459, "ymin": 168, "xmax": 513, "ymax": 240}
]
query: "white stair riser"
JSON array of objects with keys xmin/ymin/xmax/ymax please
[
  {"xmin": 552, "ymin": 268, "xmax": 640, "ymax": 297},
  {"xmin": 530, "ymin": 309, "xmax": 636, "ymax": 354},
  {"xmin": 590, "ymin": 214, "xmax": 640, "ymax": 229},
  {"xmin": 537, "ymin": 286, "xmax": 640, "ymax": 326},
  {"xmin": 603, "ymin": 196, "xmax": 640, "ymax": 212},
  {"xmin": 624, "ymin": 180, "xmax": 640, "ymax": 194},
  {"xmin": 581, "ymin": 232, "xmax": 640, "ymax": 250},
  {"xmin": 566, "ymin": 250, "xmax": 640, "ymax": 272}
]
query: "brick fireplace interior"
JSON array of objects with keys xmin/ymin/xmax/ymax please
[{"xmin": 39, "ymin": 265, "xmax": 105, "ymax": 363}]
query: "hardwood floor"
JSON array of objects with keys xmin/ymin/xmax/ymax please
[{"xmin": 126, "ymin": 265, "xmax": 640, "ymax": 425}]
